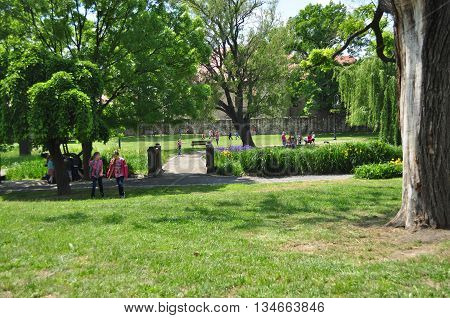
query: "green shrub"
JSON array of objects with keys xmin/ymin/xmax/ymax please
[
  {"xmin": 215, "ymin": 141, "xmax": 402, "ymax": 177},
  {"xmin": 354, "ymin": 162, "xmax": 403, "ymax": 179}
]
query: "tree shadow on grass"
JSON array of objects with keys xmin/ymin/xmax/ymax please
[
  {"xmin": 248, "ymin": 189, "xmax": 399, "ymax": 228},
  {"xmin": 3, "ymin": 180, "xmax": 401, "ymax": 231},
  {"xmin": 37, "ymin": 211, "xmax": 126, "ymax": 226},
  {"xmin": 41, "ymin": 211, "xmax": 90, "ymax": 224},
  {"xmin": 0, "ymin": 183, "xmax": 233, "ymax": 202}
]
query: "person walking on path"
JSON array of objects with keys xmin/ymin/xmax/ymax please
[
  {"xmin": 107, "ymin": 150, "xmax": 129, "ymax": 199},
  {"xmin": 177, "ymin": 139, "xmax": 182, "ymax": 156},
  {"xmin": 89, "ymin": 152, "xmax": 104, "ymax": 198},
  {"xmin": 215, "ymin": 130, "xmax": 220, "ymax": 146},
  {"xmin": 281, "ymin": 131, "xmax": 287, "ymax": 147}
]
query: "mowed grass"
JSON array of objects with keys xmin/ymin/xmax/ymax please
[{"xmin": 0, "ymin": 178, "xmax": 449, "ymax": 298}]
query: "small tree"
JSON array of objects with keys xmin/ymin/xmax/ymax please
[{"xmin": 28, "ymin": 72, "xmax": 92, "ymax": 195}]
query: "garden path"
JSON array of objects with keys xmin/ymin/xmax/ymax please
[{"xmin": 163, "ymin": 152, "xmax": 207, "ymax": 174}]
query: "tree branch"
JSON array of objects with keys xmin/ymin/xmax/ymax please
[{"xmin": 333, "ymin": 4, "xmax": 395, "ymax": 63}]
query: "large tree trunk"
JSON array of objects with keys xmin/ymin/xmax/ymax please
[
  {"xmin": 81, "ymin": 141, "xmax": 93, "ymax": 181},
  {"xmin": 234, "ymin": 119, "xmax": 256, "ymax": 147},
  {"xmin": 388, "ymin": 0, "xmax": 449, "ymax": 229},
  {"xmin": 18, "ymin": 139, "xmax": 31, "ymax": 156},
  {"xmin": 47, "ymin": 140, "xmax": 71, "ymax": 196}
]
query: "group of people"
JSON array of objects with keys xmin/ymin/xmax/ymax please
[
  {"xmin": 201, "ymin": 130, "xmax": 240, "ymax": 145},
  {"xmin": 281, "ymin": 131, "xmax": 316, "ymax": 148},
  {"xmin": 228, "ymin": 131, "xmax": 240, "ymax": 140},
  {"xmin": 44, "ymin": 150, "xmax": 129, "ymax": 199},
  {"xmin": 43, "ymin": 153, "xmax": 83, "ymax": 184},
  {"xmin": 88, "ymin": 150, "xmax": 128, "ymax": 199}
]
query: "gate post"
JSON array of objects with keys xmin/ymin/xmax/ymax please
[
  {"xmin": 155, "ymin": 143, "xmax": 162, "ymax": 172},
  {"xmin": 147, "ymin": 143, "xmax": 163, "ymax": 177},
  {"xmin": 206, "ymin": 141, "xmax": 215, "ymax": 174}
]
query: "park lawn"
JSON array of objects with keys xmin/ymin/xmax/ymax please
[
  {"xmin": 0, "ymin": 178, "xmax": 448, "ymax": 298},
  {"xmin": 1, "ymin": 132, "xmax": 377, "ymax": 179}
]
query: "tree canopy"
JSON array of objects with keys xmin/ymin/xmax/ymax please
[
  {"xmin": 338, "ymin": 57, "xmax": 399, "ymax": 144},
  {"xmin": 1, "ymin": 0, "xmax": 211, "ymax": 145},
  {"xmin": 185, "ymin": 0, "xmax": 291, "ymax": 146}
]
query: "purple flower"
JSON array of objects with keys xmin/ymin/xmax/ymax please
[{"xmin": 217, "ymin": 145, "xmax": 253, "ymax": 152}]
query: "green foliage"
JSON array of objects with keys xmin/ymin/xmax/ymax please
[
  {"xmin": 5, "ymin": 157, "xmax": 46, "ymax": 180},
  {"xmin": 215, "ymin": 142, "xmax": 402, "ymax": 177},
  {"xmin": 2, "ymin": 0, "xmax": 211, "ymax": 147},
  {"xmin": 28, "ymin": 72, "xmax": 93, "ymax": 145},
  {"xmin": 0, "ymin": 46, "xmax": 52, "ymax": 144},
  {"xmin": 290, "ymin": 49, "xmax": 339, "ymax": 115},
  {"xmin": 338, "ymin": 57, "xmax": 400, "ymax": 144},
  {"xmin": 187, "ymin": 0, "xmax": 291, "ymax": 121},
  {"xmin": 354, "ymin": 162, "xmax": 403, "ymax": 180},
  {"xmin": 287, "ymin": 1, "xmax": 350, "ymax": 115},
  {"xmin": 0, "ymin": 143, "xmax": 13, "ymax": 153},
  {"xmin": 288, "ymin": 2, "xmax": 347, "ymax": 54}
]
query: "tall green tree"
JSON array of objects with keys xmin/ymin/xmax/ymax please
[
  {"xmin": 28, "ymin": 71, "xmax": 93, "ymax": 195},
  {"xmin": 288, "ymin": 1, "xmax": 347, "ymax": 56},
  {"xmin": 288, "ymin": 2, "xmax": 381, "ymax": 116},
  {"xmin": 338, "ymin": 57, "xmax": 399, "ymax": 144},
  {"xmin": 288, "ymin": 2, "xmax": 347, "ymax": 116},
  {"xmin": 4, "ymin": 0, "xmax": 210, "ymax": 176},
  {"xmin": 0, "ymin": 46, "xmax": 60, "ymax": 155},
  {"xmin": 185, "ymin": 0, "xmax": 291, "ymax": 146}
]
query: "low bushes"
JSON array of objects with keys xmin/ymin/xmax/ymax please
[
  {"xmin": 5, "ymin": 157, "xmax": 47, "ymax": 180},
  {"xmin": 215, "ymin": 141, "xmax": 402, "ymax": 177},
  {"xmin": 354, "ymin": 160, "xmax": 403, "ymax": 179},
  {"xmin": 3, "ymin": 148, "xmax": 179, "ymax": 180}
]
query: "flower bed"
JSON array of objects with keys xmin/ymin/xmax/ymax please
[{"xmin": 214, "ymin": 141, "xmax": 402, "ymax": 177}]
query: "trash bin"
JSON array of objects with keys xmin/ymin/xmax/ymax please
[
  {"xmin": 206, "ymin": 141, "xmax": 215, "ymax": 174},
  {"xmin": 148, "ymin": 144, "xmax": 163, "ymax": 177}
]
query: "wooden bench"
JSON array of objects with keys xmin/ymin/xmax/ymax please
[{"xmin": 191, "ymin": 140, "xmax": 208, "ymax": 147}]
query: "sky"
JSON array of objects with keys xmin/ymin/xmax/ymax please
[{"xmin": 277, "ymin": 0, "xmax": 368, "ymax": 22}]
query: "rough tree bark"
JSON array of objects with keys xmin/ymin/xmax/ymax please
[
  {"xmin": 18, "ymin": 139, "xmax": 31, "ymax": 156},
  {"xmin": 387, "ymin": 0, "xmax": 450, "ymax": 229},
  {"xmin": 47, "ymin": 140, "xmax": 71, "ymax": 195},
  {"xmin": 81, "ymin": 141, "xmax": 93, "ymax": 181}
]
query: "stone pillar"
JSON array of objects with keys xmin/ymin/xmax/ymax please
[
  {"xmin": 147, "ymin": 143, "xmax": 162, "ymax": 177},
  {"xmin": 206, "ymin": 141, "xmax": 215, "ymax": 174}
]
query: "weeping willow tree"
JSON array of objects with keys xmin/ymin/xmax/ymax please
[{"xmin": 338, "ymin": 57, "xmax": 399, "ymax": 145}]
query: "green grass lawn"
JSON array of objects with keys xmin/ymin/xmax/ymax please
[{"xmin": 0, "ymin": 178, "xmax": 448, "ymax": 297}]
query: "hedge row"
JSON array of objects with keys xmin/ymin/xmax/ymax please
[{"xmin": 215, "ymin": 142, "xmax": 402, "ymax": 177}]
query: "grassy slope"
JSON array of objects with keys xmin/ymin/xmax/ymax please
[{"xmin": 0, "ymin": 178, "xmax": 448, "ymax": 297}]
